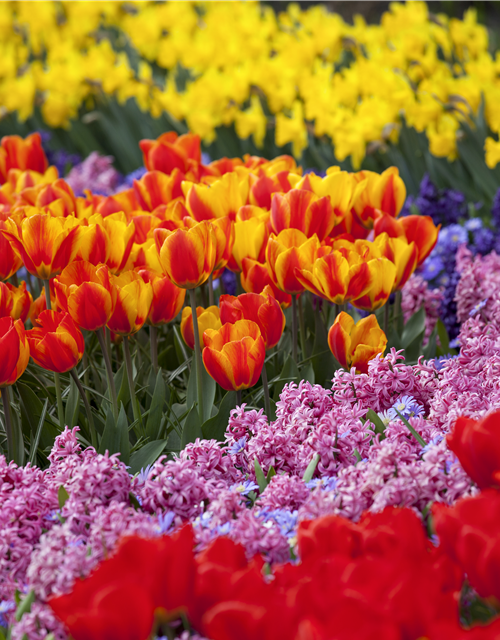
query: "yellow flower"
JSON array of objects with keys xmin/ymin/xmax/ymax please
[
  {"xmin": 485, "ymin": 137, "xmax": 500, "ymax": 169},
  {"xmin": 275, "ymin": 101, "xmax": 308, "ymax": 159}
]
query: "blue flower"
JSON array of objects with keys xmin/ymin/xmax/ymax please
[
  {"xmin": 420, "ymin": 434, "xmax": 444, "ymax": 455},
  {"xmin": 465, "ymin": 218, "xmax": 483, "ymax": 231},
  {"xmin": 469, "ymin": 298, "xmax": 488, "ymax": 317},
  {"xmin": 136, "ymin": 464, "xmax": 153, "ymax": 485},
  {"xmin": 156, "ymin": 511, "xmax": 175, "ymax": 534},
  {"xmin": 321, "ymin": 476, "xmax": 337, "ymax": 491},
  {"xmin": 434, "ymin": 354, "xmax": 458, "ymax": 371},
  {"xmin": 232, "ymin": 479, "xmax": 259, "ymax": 496},
  {"xmin": 419, "ymin": 256, "xmax": 444, "ymax": 282},
  {"xmin": 387, "ymin": 395, "xmax": 424, "ymax": 420},
  {"xmin": 228, "ymin": 437, "xmax": 247, "ymax": 455},
  {"xmin": 217, "ymin": 522, "xmax": 232, "ymax": 535},
  {"xmin": 261, "ymin": 509, "xmax": 298, "ymax": 538},
  {"xmin": 0, "ymin": 600, "xmax": 15, "ymax": 628}
]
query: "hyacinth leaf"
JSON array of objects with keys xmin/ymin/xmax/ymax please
[
  {"xmin": 202, "ymin": 390, "xmax": 237, "ymax": 442},
  {"xmin": 393, "ymin": 409, "xmax": 427, "ymax": 447},
  {"xmin": 129, "ymin": 440, "xmax": 168, "ymax": 476},
  {"xmin": 273, "ymin": 355, "xmax": 299, "ymax": 402},
  {"xmin": 14, "ymin": 589, "xmax": 35, "ymax": 623},
  {"xmin": 145, "ymin": 369, "xmax": 166, "ymax": 441},
  {"xmin": 311, "ymin": 308, "xmax": 336, "ymax": 386},
  {"xmin": 64, "ymin": 375, "xmax": 79, "ymax": 428},
  {"xmin": 266, "ymin": 466, "xmax": 276, "ymax": 482},
  {"xmin": 354, "ymin": 448, "xmax": 362, "ymax": 463},
  {"xmin": 254, "ymin": 457, "xmax": 268, "ymax": 493},
  {"xmin": 186, "ymin": 357, "xmax": 216, "ymax": 424},
  {"xmin": 402, "ymin": 308, "xmax": 425, "ymax": 348},
  {"xmin": 57, "ymin": 485, "xmax": 69, "ymax": 510},
  {"xmin": 366, "ymin": 409, "xmax": 387, "ymax": 439},
  {"xmin": 385, "ymin": 325, "xmax": 402, "ymax": 352},
  {"xmin": 180, "ymin": 405, "xmax": 202, "ymax": 449},
  {"xmin": 303, "ymin": 454, "xmax": 320, "ymax": 483}
]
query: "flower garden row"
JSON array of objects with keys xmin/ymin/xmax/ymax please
[{"xmin": 0, "ymin": 126, "xmax": 499, "ymax": 640}]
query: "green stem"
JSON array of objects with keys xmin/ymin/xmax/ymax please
[
  {"xmin": 97, "ymin": 328, "xmax": 119, "ymax": 421},
  {"xmin": 105, "ymin": 327, "xmax": 112, "ymax": 366},
  {"xmin": 189, "ymin": 289, "xmax": 204, "ymax": 421},
  {"xmin": 1, "ymin": 386, "xmax": 14, "ymax": 462},
  {"xmin": 82, "ymin": 348, "xmax": 90, "ymax": 403},
  {"xmin": 69, "ymin": 368, "xmax": 97, "ymax": 449},
  {"xmin": 394, "ymin": 290, "xmax": 403, "ymax": 334},
  {"xmin": 44, "ymin": 280, "xmax": 65, "ymax": 427},
  {"xmin": 298, "ymin": 295, "xmax": 307, "ymax": 360},
  {"xmin": 208, "ymin": 274, "xmax": 215, "ymax": 306},
  {"xmin": 123, "ymin": 337, "xmax": 142, "ymax": 429},
  {"xmin": 150, "ymin": 326, "xmax": 158, "ymax": 375},
  {"xmin": 10, "ymin": 273, "xmax": 18, "ymax": 287},
  {"xmin": 334, "ymin": 303, "xmax": 340, "ymax": 319},
  {"xmin": 291, "ymin": 294, "xmax": 298, "ymax": 364},
  {"xmin": 261, "ymin": 361, "xmax": 271, "ymax": 418}
]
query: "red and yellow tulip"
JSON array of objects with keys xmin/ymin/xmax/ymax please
[
  {"xmin": 0, "ymin": 133, "xmax": 48, "ymax": 185},
  {"xmin": 138, "ymin": 269, "xmax": 185, "ymax": 327},
  {"xmin": 0, "ymin": 317, "xmax": 29, "ymax": 387},
  {"xmin": 328, "ymin": 312, "xmax": 387, "ymax": 374},
  {"xmin": 0, "ymin": 281, "xmax": 32, "ymax": 322},
  {"xmin": 27, "ymin": 310, "xmax": 85, "ymax": 373},
  {"xmin": 202, "ymin": 319, "xmax": 265, "ymax": 391},
  {"xmin": 351, "ymin": 167, "xmax": 406, "ymax": 228},
  {"xmin": 351, "ymin": 258, "xmax": 397, "ymax": 311},
  {"xmin": 181, "ymin": 305, "xmax": 221, "ymax": 351},
  {"xmin": 140, "ymin": 131, "xmax": 201, "ymax": 175},
  {"xmin": 270, "ymin": 189, "xmax": 334, "ymax": 242},
  {"xmin": 240, "ymin": 257, "xmax": 292, "ymax": 308},
  {"xmin": 107, "ymin": 270, "xmax": 153, "ymax": 336},
  {"xmin": 266, "ymin": 229, "xmax": 322, "ymax": 295}
]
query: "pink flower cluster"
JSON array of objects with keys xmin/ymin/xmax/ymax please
[
  {"xmin": 5, "ymin": 296, "xmax": 500, "ymax": 638},
  {"xmin": 402, "ymin": 274, "xmax": 443, "ymax": 343},
  {"xmin": 454, "ymin": 245, "xmax": 500, "ymax": 323}
]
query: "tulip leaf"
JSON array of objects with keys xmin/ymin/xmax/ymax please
[
  {"xmin": 98, "ymin": 403, "xmax": 130, "ymax": 463},
  {"xmin": 300, "ymin": 362, "xmax": 315, "ymax": 385},
  {"xmin": 58, "ymin": 485, "xmax": 69, "ymax": 510},
  {"xmin": 366, "ymin": 408, "xmax": 386, "ymax": 439},
  {"xmin": 273, "ymin": 355, "xmax": 299, "ymax": 402},
  {"xmin": 28, "ymin": 399, "xmax": 49, "ymax": 466},
  {"xmin": 202, "ymin": 390, "xmax": 237, "ymax": 442},
  {"xmin": 422, "ymin": 325, "xmax": 438, "ymax": 360},
  {"xmin": 266, "ymin": 466, "xmax": 276, "ymax": 482},
  {"xmin": 17, "ymin": 382, "xmax": 59, "ymax": 451},
  {"xmin": 166, "ymin": 428, "xmax": 181, "ymax": 453},
  {"xmin": 180, "ymin": 405, "xmax": 202, "ymax": 449},
  {"xmin": 145, "ymin": 369, "xmax": 166, "ymax": 441},
  {"xmin": 115, "ymin": 363, "xmax": 130, "ymax": 408},
  {"xmin": 129, "ymin": 440, "xmax": 168, "ymax": 475},
  {"xmin": 311, "ymin": 308, "xmax": 336, "ymax": 386},
  {"xmin": 302, "ymin": 454, "xmax": 320, "ymax": 483},
  {"xmin": 64, "ymin": 375, "xmax": 80, "ymax": 428},
  {"xmin": 254, "ymin": 457, "xmax": 268, "ymax": 493},
  {"xmin": 401, "ymin": 307, "xmax": 425, "ymax": 348},
  {"xmin": 186, "ymin": 358, "xmax": 216, "ymax": 424}
]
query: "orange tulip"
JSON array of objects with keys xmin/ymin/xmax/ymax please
[
  {"xmin": 181, "ymin": 305, "xmax": 221, "ymax": 350},
  {"xmin": 154, "ymin": 220, "xmax": 216, "ymax": 289},
  {"xmin": 27, "ymin": 310, "xmax": 85, "ymax": 373},
  {"xmin": 265, "ymin": 229, "xmax": 322, "ymax": 295},
  {"xmin": 374, "ymin": 233, "xmax": 419, "ymax": 291},
  {"xmin": 138, "ymin": 269, "xmax": 185, "ymax": 327},
  {"xmin": 296, "ymin": 250, "xmax": 373, "ymax": 305},
  {"xmin": 29, "ymin": 179, "xmax": 77, "ymax": 218},
  {"xmin": 0, "ymin": 317, "xmax": 29, "ymax": 386},
  {"xmin": 0, "ymin": 133, "xmax": 48, "ymax": 185},
  {"xmin": 55, "ymin": 261, "xmax": 117, "ymax": 332},
  {"xmin": 351, "ymin": 258, "xmax": 397, "ymax": 311},
  {"xmin": 240, "ymin": 257, "xmax": 292, "ymax": 308},
  {"xmin": 202, "ymin": 319, "xmax": 265, "ymax": 391},
  {"xmin": 0, "ymin": 281, "xmax": 32, "ymax": 322},
  {"xmin": 140, "ymin": 132, "xmax": 201, "ymax": 175},
  {"xmin": 270, "ymin": 189, "xmax": 334, "ymax": 241},
  {"xmin": 1, "ymin": 212, "xmax": 80, "ymax": 280},
  {"xmin": 351, "ymin": 167, "xmax": 406, "ymax": 228},
  {"xmin": 107, "ymin": 271, "xmax": 153, "ymax": 336},
  {"xmin": 328, "ymin": 312, "xmax": 387, "ymax": 374},
  {"xmin": 219, "ymin": 288, "xmax": 285, "ymax": 349}
]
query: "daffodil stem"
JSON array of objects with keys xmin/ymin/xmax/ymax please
[
  {"xmin": 70, "ymin": 368, "xmax": 97, "ymax": 449},
  {"xmin": 123, "ymin": 337, "xmax": 142, "ymax": 430},
  {"xmin": 208, "ymin": 274, "xmax": 215, "ymax": 306},
  {"xmin": 97, "ymin": 328, "xmax": 119, "ymax": 422},
  {"xmin": 291, "ymin": 294, "xmax": 298, "ymax": 364},
  {"xmin": 189, "ymin": 289, "xmax": 204, "ymax": 421},
  {"xmin": 1, "ymin": 386, "xmax": 14, "ymax": 462},
  {"xmin": 150, "ymin": 326, "xmax": 158, "ymax": 375},
  {"xmin": 261, "ymin": 362, "xmax": 271, "ymax": 418},
  {"xmin": 384, "ymin": 300, "xmax": 390, "ymax": 335},
  {"xmin": 298, "ymin": 295, "xmax": 307, "ymax": 360},
  {"xmin": 44, "ymin": 280, "xmax": 65, "ymax": 428}
]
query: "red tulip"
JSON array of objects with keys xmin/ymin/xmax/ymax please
[
  {"xmin": 240, "ymin": 258, "xmax": 292, "ymax": 308},
  {"xmin": 0, "ymin": 316, "xmax": 29, "ymax": 387},
  {"xmin": 140, "ymin": 132, "xmax": 201, "ymax": 175},
  {"xmin": 0, "ymin": 281, "xmax": 32, "ymax": 322},
  {"xmin": 138, "ymin": 269, "xmax": 186, "ymax": 327},
  {"xmin": 0, "ymin": 133, "xmax": 48, "ymax": 185},
  {"xmin": 27, "ymin": 310, "xmax": 85, "ymax": 373},
  {"xmin": 270, "ymin": 189, "xmax": 335, "ymax": 241}
]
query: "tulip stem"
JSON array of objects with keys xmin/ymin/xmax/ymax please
[
  {"xmin": 97, "ymin": 328, "xmax": 119, "ymax": 421},
  {"xmin": 208, "ymin": 274, "xmax": 215, "ymax": 306},
  {"xmin": 384, "ymin": 301, "xmax": 390, "ymax": 335},
  {"xmin": 236, "ymin": 389, "xmax": 242, "ymax": 406},
  {"xmin": 150, "ymin": 326, "xmax": 158, "ymax": 375},
  {"xmin": 10, "ymin": 273, "xmax": 18, "ymax": 287},
  {"xmin": 261, "ymin": 363, "xmax": 271, "ymax": 418},
  {"xmin": 1, "ymin": 386, "xmax": 14, "ymax": 462},
  {"xmin": 123, "ymin": 337, "xmax": 142, "ymax": 430},
  {"xmin": 298, "ymin": 295, "xmax": 307, "ymax": 360},
  {"xmin": 189, "ymin": 289, "xmax": 204, "ymax": 421},
  {"xmin": 69, "ymin": 368, "xmax": 97, "ymax": 449},
  {"xmin": 291, "ymin": 294, "xmax": 298, "ymax": 364},
  {"xmin": 393, "ymin": 290, "xmax": 403, "ymax": 334},
  {"xmin": 44, "ymin": 280, "xmax": 65, "ymax": 428}
]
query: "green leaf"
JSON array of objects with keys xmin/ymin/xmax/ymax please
[
  {"xmin": 266, "ymin": 466, "xmax": 276, "ymax": 482},
  {"xmin": 180, "ymin": 405, "xmax": 202, "ymax": 448},
  {"xmin": 15, "ymin": 590, "xmax": 35, "ymax": 622},
  {"xmin": 254, "ymin": 457, "xmax": 268, "ymax": 493},
  {"xmin": 401, "ymin": 308, "xmax": 425, "ymax": 348},
  {"xmin": 115, "ymin": 363, "xmax": 130, "ymax": 408},
  {"xmin": 302, "ymin": 454, "xmax": 320, "ymax": 482},
  {"xmin": 393, "ymin": 409, "xmax": 427, "ymax": 447},
  {"xmin": 273, "ymin": 355, "xmax": 299, "ymax": 402},
  {"xmin": 166, "ymin": 428, "xmax": 181, "ymax": 453},
  {"xmin": 423, "ymin": 325, "xmax": 438, "ymax": 360},
  {"xmin": 129, "ymin": 439, "xmax": 168, "ymax": 475},
  {"xmin": 64, "ymin": 375, "xmax": 79, "ymax": 428},
  {"xmin": 354, "ymin": 448, "xmax": 362, "ymax": 463},
  {"xmin": 187, "ymin": 358, "xmax": 216, "ymax": 423},
  {"xmin": 17, "ymin": 382, "xmax": 59, "ymax": 451},
  {"xmin": 145, "ymin": 369, "xmax": 166, "ymax": 440},
  {"xmin": 366, "ymin": 408, "xmax": 386, "ymax": 438},
  {"xmin": 28, "ymin": 399, "xmax": 48, "ymax": 465},
  {"xmin": 58, "ymin": 485, "xmax": 69, "ymax": 510},
  {"xmin": 385, "ymin": 325, "xmax": 402, "ymax": 351},
  {"xmin": 436, "ymin": 318, "xmax": 450, "ymax": 353},
  {"xmin": 301, "ymin": 362, "xmax": 315, "ymax": 385},
  {"xmin": 129, "ymin": 492, "xmax": 141, "ymax": 510},
  {"xmin": 311, "ymin": 309, "xmax": 336, "ymax": 385},
  {"xmin": 201, "ymin": 390, "xmax": 237, "ymax": 442},
  {"xmin": 98, "ymin": 403, "xmax": 130, "ymax": 463}
]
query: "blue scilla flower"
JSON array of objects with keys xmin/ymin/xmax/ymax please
[
  {"xmin": 156, "ymin": 511, "xmax": 175, "ymax": 534},
  {"xmin": 419, "ymin": 255, "xmax": 445, "ymax": 282},
  {"xmin": 232, "ymin": 479, "xmax": 259, "ymax": 496},
  {"xmin": 136, "ymin": 464, "xmax": 153, "ymax": 484},
  {"xmin": 261, "ymin": 509, "xmax": 298, "ymax": 539},
  {"xmin": 420, "ymin": 434, "xmax": 444, "ymax": 455},
  {"xmin": 469, "ymin": 298, "xmax": 488, "ymax": 318},
  {"xmin": 465, "ymin": 218, "xmax": 483, "ymax": 232},
  {"xmin": 387, "ymin": 395, "xmax": 424, "ymax": 420},
  {"xmin": 434, "ymin": 354, "xmax": 458, "ymax": 371},
  {"xmin": 0, "ymin": 600, "xmax": 15, "ymax": 628},
  {"xmin": 436, "ymin": 224, "xmax": 468, "ymax": 254},
  {"xmin": 228, "ymin": 437, "xmax": 247, "ymax": 455}
]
